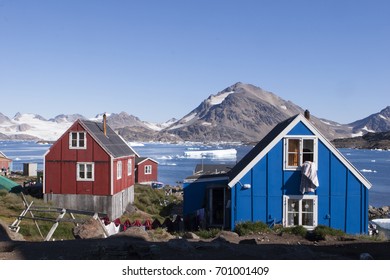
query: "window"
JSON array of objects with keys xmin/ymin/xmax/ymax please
[
  {"xmin": 69, "ymin": 132, "xmax": 86, "ymax": 149},
  {"xmin": 117, "ymin": 161, "xmax": 122, "ymax": 179},
  {"xmin": 144, "ymin": 165, "xmax": 152, "ymax": 175},
  {"xmin": 127, "ymin": 159, "xmax": 132, "ymax": 176},
  {"xmin": 284, "ymin": 137, "xmax": 317, "ymax": 170},
  {"xmin": 283, "ymin": 195, "xmax": 317, "ymax": 228},
  {"xmin": 77, "ymin": 163, "xmax": 94, "ymax": 181}
]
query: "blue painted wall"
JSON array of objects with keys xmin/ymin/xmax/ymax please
[
  {"xmin": 184, "ymin": 120, "xmax": 369, "ymax": 234},
  {"xmin": 230, "ymin": 120, "xmax": 368, "ymax": 234},
  {"xmin": 183, "ymin": 178, "xmax": 228, "ymax": 215}
]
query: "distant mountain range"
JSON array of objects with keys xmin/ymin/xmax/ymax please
[{"xmin": 0, "ymin": 82, "xmax": 389, "ymax": 143}]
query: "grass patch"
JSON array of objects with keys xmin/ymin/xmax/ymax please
[
  {"xmin": 132, "ymin": 184, "xmax": 182, "ymax": 221},
  {"xmin": 309, "ymin": 225, "xmax": 345, "ymax": 241},
  {"xmin": 280, "ymin": 225, "xmax": 308, "ymax": 237},
  {"xmin": 234, "ymin": 221, "xmax": 270, "ymax": 236},
  {"xmin": 195, "ymin": 228, "xmax": 221, "ymax": 239}
]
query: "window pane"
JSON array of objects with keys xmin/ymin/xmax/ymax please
[
  {"xmin": 302, "ymin": 213, "xmax": 313, "ymax": 226},
  {"xmin": 302, "ymin": 139, "xmax": 314, "ymax": 163},
  {"xmin": 79, "ymin": 133, "xmax": 85, "ymax": 147},
  {"xmin": 288, "ymin": 213, "xmax": 299, "ymax": 226},
  {"xmin": 288, "ymin": 154, "xmax": 299, "ymax": 166},
  {"xmin": 86, "ymin": 164, "xmax": 92, "ymax": 179},
  {"xmin": 303, "ymin": 139, "xmax": 314, "ymax": 152},
  {"xmin": 79, "ymin": 164, "xmax": 85, "ymax": 178},
  {"xmin": 287, "ymin": 139, "xmax": 300, "ymax": 167},
  {"xmin": 302, "ymin": 199, "xmax": 313, "ymax": 212},
  {"xmin": 303, "ymin": 153, "xmax": 314, "ymax": 162},
  {"xmin": 288, "ymin": 199, "xmax": 299, "ymax": 212},
  {"xmin": 288, "ymin": 139, "xmax": 299, "ymax": 152},
  {"xmin": 71, "ymin": 133, "xmax": 78, "ymax": 147}
]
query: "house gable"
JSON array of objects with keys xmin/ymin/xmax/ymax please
[{"xmin": 228, "ymin": 114, "xmax": 371, "ymax": 190}]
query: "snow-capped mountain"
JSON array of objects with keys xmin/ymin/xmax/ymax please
[
  {"xmin": 164, "ymin": 82, "xmax": 352, "ymax": 142},
  {"xmin": 0, "ymin": 111, "xmax": 174, "ymax": 141},
  {"xmin": 348, "ymin": 106, "xmax": 390, "ymax": 137},
  {"xmin": 0, "ymin": 83, "xmax": 388, "ymax": 142},
  {"xmin": 0, "ymin": 113, "xmax": 75, "ymax": 141}
]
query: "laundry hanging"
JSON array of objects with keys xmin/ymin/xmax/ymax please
[{"xmin": 300, "ymin": 161, "xmax": 319, "ymax": 194}]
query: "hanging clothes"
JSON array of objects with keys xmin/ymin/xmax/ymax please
[{"xmin": 300, "ymin": 161, "xmax": 319, "ymax": 194}]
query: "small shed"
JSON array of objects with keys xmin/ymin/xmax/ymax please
[
  {"xmin": 135, "ymin": 157, "xmax": 158, "ymax": 184},
  {"xmin": 0, "ymin": 151, "xmax": 12, "ymax": 174},
  {"xmin": 23, "ymin": 163, "xmax": 38, "ymax": 177}
]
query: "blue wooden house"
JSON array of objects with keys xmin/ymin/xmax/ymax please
[{"xmin": 183, "ymin": 113, "xmax": 372, "ymax": 234}]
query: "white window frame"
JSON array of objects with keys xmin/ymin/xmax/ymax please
[
  {"xmin": 77, "ymin": 162, "xmax": 94, "ymax": 181},
  {"xmin": 283, "ymin": 136, "xmax": 317, "ymax": 170},
  {"xmin": 69, "ymin": 132, "xmax": 87, "ymax": 149},
  {"xmin": 117, "ymin": 161, "xmax": 122, "ymax": 179},
  {"xmin": 283, "ymin": 195, "xmax": 318, "ymax": 229},
  {"xmin": 144, "ymin": 165, "xmax": 152, "ymax": 175},
  {"xmin": 127, "ymin": 159, "xmax": 132, "ymax": 176}
]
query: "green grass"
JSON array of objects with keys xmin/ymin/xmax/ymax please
[
  {"xmin": 234, "ymin": 221, "xmax": 270, "ymax": 236},
  {"xmin": 308, "ymin": 225, "xmax": 345, "ymax": 241},
  {"xmin": 132, "ymin": 184, "xmax": 182, "ymax": 221},
  {"xmin": 195, "ymin": 228, "xmax": 222, "ymax": 239},
  {"xmin": 280, "ymin": 225, "xmax": 308, "ymax": 237},
  {"xmin": 0, "ymin": 192, "xmax": 78, "ymax": 241}
]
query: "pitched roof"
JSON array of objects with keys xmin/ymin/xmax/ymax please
[
  {"xmin": 135, "ymin": 157, "xmax": 158, "ymax": 165},
  {"xmin": 79, "ymin": 120, "xmax": 136, "ymax": 158},
  {"xmin": 0, "ymin": 151, "xmax": 11, "ymax": 161},
  {"xmin": 194, "ymin": 164, "xmax": 234, "ymax": 175},
  {"xmin": 228, "ymin": 114, "xmax": 372, "ymax": 189},
  {"xmin": 228, "ymin": 115, "xmax": 297, "ymax": 186}
]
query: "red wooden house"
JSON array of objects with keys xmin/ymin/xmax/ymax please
[
  {"xmin": 44, "ymin": 115, "xmax": 136, "ymax": 219},
  {"xmin": 135, "ymin": 157, "xmax": 158, "ymax": 184},
  {"xmin": 0, "ymin": 151, "xmax": 12, "ymax": 175}
]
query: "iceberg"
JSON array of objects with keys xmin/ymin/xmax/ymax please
[
  {"xmin": 184, "ymin": 148, "xmax": 237, "ymax": 159},
  {"xmin": 372, "ymin": 219, "xmax": 390, "ymax": 230}
]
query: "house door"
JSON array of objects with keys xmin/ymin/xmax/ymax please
[{"xmin": 207, "ymin": 186, "xmax": 230, "ymax": 228}]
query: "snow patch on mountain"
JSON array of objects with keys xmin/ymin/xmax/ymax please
[
  {"xmin": 0, "ymin": 113, "xmax": 72, "ymax": 141},
  {"xmin": 208, "ymin": 91, "xmax": 234, "ymax": 106}
]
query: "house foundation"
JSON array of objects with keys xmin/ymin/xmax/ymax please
[{"xmin": 44, "ymin": 186, "xmax": 134, "ymax": 220}]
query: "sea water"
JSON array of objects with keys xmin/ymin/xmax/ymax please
[{"xmin": 1, "ymin": 141, "xmax": 389, "ymax": 207}]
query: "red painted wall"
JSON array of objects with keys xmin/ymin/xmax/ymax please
[
  {"xmin": 136, "ymin": 160, "xmax": 158, "ymax": 183},
  {"xmin": 113, "ymin": 157, "xmax": 135, "ymax": 194},
  {"xmin": 45, "ymin": 121, "xmax": 135, "ymax": 196},
  {"xmin": 0, "ymin": 159, "xmax": 11, "ymax": 170}
]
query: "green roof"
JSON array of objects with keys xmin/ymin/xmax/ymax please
[{"xmin": 0, "ymin": 175, "xmax": 19, "ymax": 192}]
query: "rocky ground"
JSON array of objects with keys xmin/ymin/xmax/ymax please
[{"xmin": 1, "ymin": 220, "xmax": 390, "ymax": 260}]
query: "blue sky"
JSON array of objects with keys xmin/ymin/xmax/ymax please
[{"xmin": 0, "ymin": 0, "xmax": 389, "ymax": 124}]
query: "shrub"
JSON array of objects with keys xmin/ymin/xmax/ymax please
[
  {"xmin": 195, "ymin": 228, "xmax": 221, "ymax": 239},
  {"xmin": 281, "ymin": 225, "xmax": 308, "ymax": 237},
  {"xmin": 309, "ymin": 225, "xmax": 345, "ymax": 241},
  {"xmin": 234, "ymin": 221, "xmax": 270, "ymax": 236}
]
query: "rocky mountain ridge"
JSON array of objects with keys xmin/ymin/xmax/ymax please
[
  {"xmin": 0, "ymin": 83, "xmax": 389, "ymax": 142},
  {"xmin": 332, "ymin": 131, "xmax": 390, "ymax": 150}
]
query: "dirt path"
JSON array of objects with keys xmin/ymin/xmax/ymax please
[{"xmin": 1, "ymin": 227, "xmax": 390, "ymax": 260}]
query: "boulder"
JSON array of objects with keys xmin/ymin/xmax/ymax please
[
  {"xmin": 73, "ymin": 219, "xmax": 106, "ymax": 239},
  {"xmin": 116, "ymin": 227, "xmax": 150, "ymax": 241},
  {"xmin": 183, "ymin": 232, "xmax": 200, "ymax": 240},
  {"xmin": 215, "ymin": 231, "xmax": 240, "ymax": 244}
]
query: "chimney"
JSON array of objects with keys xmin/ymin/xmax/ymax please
[
  {"xmin": 103, "ymin": 113, "xmax": 107, "ymax": 136},
  {"xmin": 304, "ymin": 109, "xmax": 310, "ymax": 120}
]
